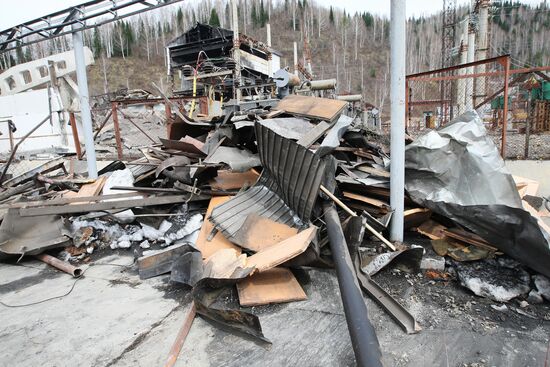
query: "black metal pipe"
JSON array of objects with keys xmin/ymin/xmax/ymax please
[{"xmin": 323, "ymin": 202, "xmax": 383, "ymax": 367}]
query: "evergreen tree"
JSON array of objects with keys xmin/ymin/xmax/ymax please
[
  {"xmin": 176, "ymin": 8, "xmax": 184, "ymax": 28},
  {"xmin": 209, "ymin": 8, "xmax": 221, "ymax": 27},
  {"xmin": 329, "ymin": 6, "xmax": 334, "ymax": 24},
  {"xmin": 251, "ymin": 3, "xmax": 258, "ymax": 28},
  {"xmin": 92, "ymin": 28, "xmax": 102, "ymax": 58},
  {"xmin": 260, "ymin": 0, "xmax": 268, "ymax": 27}
]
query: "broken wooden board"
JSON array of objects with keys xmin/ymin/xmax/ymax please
[
  {"xmin": 195, "ymin": 196, "xmax": 241, "ymax": 259},
  {"xmin": 355, "ymin": 165, "xmax": 391, "ymax": 178},
  {"xmin": 237, "ymin": 267, "xmax": 307, "ymax": 307},
  {"xmin": 246, "ymin": 226, "xmax": 317, "ymax": 272},
  {"xmin": 19, "ymin": 194, "xmax": 182, "ymax": 217},
  {"xmin": 343, "ymin": 191, "xmax": 390, "ymax": 210},
  {"xmin": 403, "ymin": 208, "xmax": 432, "ymax": 229},
  {"xmin": 138, "ymin": 243, "xmax": 196, "ymax": 279},
  {"xmin": 69, "ymin": 176, "xmax": 108, "ymax": 205},
  {"xmin": 232, "ymin": 213, "xmax": 299, "ymax": 252},
  {"xmin": 513, "ymin": 175, "xmax": 539, "ymax": 198},
  {"xmin": 208, "ymin": 169, "xmax": 259, "ymax": 190},
  {"xmin": 416, "ymin": 220, "xmax": 447, "ymax": 240},
  {"xmin": 296, "ymin": 121, "xmax": 331, "ymax": 148},
  {"xmin": 275, "ymin": 95, "xmax": 347, "ymax": 121},
  {"xmin": 442, "ymin": 227, "xmax": 498, "ymax": 252}
]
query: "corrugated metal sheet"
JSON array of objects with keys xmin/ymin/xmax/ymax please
[{"xmin": 209, "ymin": 120, "xmax": 327, "ymax": 241}]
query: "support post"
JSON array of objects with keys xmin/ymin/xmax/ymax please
[
  {"xmin": 525, "ymin": 94, "xmax": 531, "ymax": 159},
  {"xmin": 390, "ymin": 0, "xmax": 406, "ymax": 243},
  {"xmin": 111, "ymin": 102, "xmax": 124, "ymax": 160},
  {"xmin": 501, "ymin": 56, "xmax": 510, "ymax": 158},
  {"xmin": 293, "ymin": 42, "xmax": 298, "ymax": 76},
  {"xmin": 71, "ymin": 23, "xmax": 97, "ymax": 178},
  {"xmin": 465, "ymin": 20, "xmax": 476, "ymax": 111},
  {"xmin": 231, "ymin": 0, "xmax": 242, "ymax": 105},
  {"xmin": 69, "ymin": 112, "xmax": 82, "ymax": 159}
]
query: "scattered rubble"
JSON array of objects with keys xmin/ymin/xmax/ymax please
[{"xmin": 1, "ymin": 96, "xmax": 549, "ymax": 365}]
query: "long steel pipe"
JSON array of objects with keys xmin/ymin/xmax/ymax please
[
  {"xmin": 390, "ymin": 0, "xmax": 406, "ymax": 242},
  {"xmin": 35, "ymin": 253, "xmax": 83, "ymax": 278},
  {"xmin": 323, "ymin": 202, "xmax": 383, "ymax": 367}
]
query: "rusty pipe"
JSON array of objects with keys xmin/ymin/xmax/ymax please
[{"xmin": 34, "ymin": 253, "xmax": 83, "ymax": 278}]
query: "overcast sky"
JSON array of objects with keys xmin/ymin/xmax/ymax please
[{"xmin": 0, "ymin": 0, "xmax": 546, "ymax": 30}]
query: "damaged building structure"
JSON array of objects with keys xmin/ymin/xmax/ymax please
[{"xmin": 0, "ymin": 0, "xmax": 549, "ymax": 366}]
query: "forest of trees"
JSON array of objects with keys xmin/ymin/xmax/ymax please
[{"xmin": 2, "ymin": 0, "xmax": 550, "ymax": 115}]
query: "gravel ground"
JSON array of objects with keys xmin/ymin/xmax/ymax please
[{"xmin": 489, "ymin": 131, "xmax": 550, "ymax": 160}]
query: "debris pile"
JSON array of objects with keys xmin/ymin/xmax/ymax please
[{"xmin": 1, "ymin": 95, "xmax": 550, "ymax": 363}]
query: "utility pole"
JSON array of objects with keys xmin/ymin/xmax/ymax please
[
  {"xmin": 475, "ymin": 0, "xmax": 490, "ymax": 106},
  {"xmin": 390, "ymin": 0, "xmax": 406, "ymax": 243},
  {"xmin": 231, "ymin": 0, "xmax": 242, "ymax": 105},
  {"xmin": 466, "ymin": 17, "xmax": 476, "ymax": 111},
  {"xmin": 72, "ymin": 22, "xmax": 97, "ymax": 179}
]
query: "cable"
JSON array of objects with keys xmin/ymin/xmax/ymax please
[{"xmin": 0, "ymin": 261, "xmax": 135, "ymax": 308}]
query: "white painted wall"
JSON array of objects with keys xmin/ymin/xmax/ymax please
[{"xmin": 0, "ymin": 88, "xmax": 76, "ymax": 155}]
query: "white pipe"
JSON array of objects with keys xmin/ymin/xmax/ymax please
[
  {"xmin": 266, "ymin": 23, "xmax": 272, "ymax": 47},
  {"xmin": 71, "ymin": 24, "xmax": 97, "ymax": 179},
  {"xmin": 466, "ymin": 26, "xmax": 476, "ymax": 111},
  {"xmin": 389, "ymin": 0, "xmax": 406, "ymax": 243},
  {"xmin": 293, "ymin": 42, "xmax": 298, "ymax": 76}
]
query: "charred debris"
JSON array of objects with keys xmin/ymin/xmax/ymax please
[{"xmin": 0, "ymin": 23, "xmax": 549, "ymax": 367}]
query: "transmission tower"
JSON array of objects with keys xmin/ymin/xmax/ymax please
[{"xmin": 441, "ymin": 0, "xmax": 457, "ymax": 123}]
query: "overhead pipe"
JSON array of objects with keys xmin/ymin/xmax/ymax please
[
  {"xmin": 336, "ymin": 94, "xmax": 362, "ymax": 102},
  {"xmin": 323, "ymin": 202, "xmax": 383, "ymax": 367},
  {"xmin": 309, "ymin": 78, "xmax": 337, "ymax": 90}
]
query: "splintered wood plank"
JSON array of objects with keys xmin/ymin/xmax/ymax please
[
  {"xmin": 343, "ymin": 191, "xmax": 390, "ymax": 209},
  {"xmin": 403, "ymin": 208, "xmax": 432, "ymax": 229},
  {"xmin": 416, "ymin": 220, "xmax": 447, "ymax": 240},
  {"xmin": 208, "ymin": 169, "xmax": 259, "ymax": 190},
  {"xmin": 355, "ymin": 165, "xmax": 391, "ymax": 178},
  {"xmin": 237, "ymin": 267, "xmax": 307, "ymax": 307},
  {"xmin": 232, "ymin": 213, "xmax": 299, "ymax": 252},
  {"xmin": 246, "ymin": 226, "xmax": 317, "ymax": 272},
  {"xmin": 77, "ymin": 176, "xmax": 107, "ymax": 197},
  {"xmin": 195, "ymin": 196, "xmax": 241, "ymax": 259},
  {"xmin": 442, "ymin": 228, "xmax": 498, "ymax": 252},
  {"xmin": 276, "ymin": 95, "xmax": 347, "ymax": 121}
]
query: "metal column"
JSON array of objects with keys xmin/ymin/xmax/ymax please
[
  {"xmin": 390, "ymin": 0, "xmax": 406, "ymax": 243},
  {"xmin": 72, "ymin": 23, "xmax": 97, "ymax": 178},
  {"xmin": 231, "ymin": 0, "xmax": 242, "ymax": 105}
]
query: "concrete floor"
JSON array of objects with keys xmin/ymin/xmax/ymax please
[
  {"xmin": 506, "ymin": 160, "xmax": 550, "ymax": 197},
  {"xmin": 1, "ymin": 250, "xmax": 548, "ymax": 367}
]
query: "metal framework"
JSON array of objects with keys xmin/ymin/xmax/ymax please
[
  {"xmin": 0, "ymin": 0, "xmax": 184, "ymax": 53},
  {"xmin": 406, "ymin": 55, "xmax": 511, "ymax": 157},
  {"xmin": 440, "ymin": 0, "xmax": 457, "ymax": 123}
]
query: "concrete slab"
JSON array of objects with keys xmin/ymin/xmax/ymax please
[
  {"xmin": 1, "ymin": 251, "xmax": 549, "ymax": 367},
  {"xmin": 0, "ymin": 254, "xmax": 180, "ymax": 367}
]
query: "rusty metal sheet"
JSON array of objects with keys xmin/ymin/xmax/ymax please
[
  {"xmin": 209, "ymin": 120, "xmax": 328, "ymax": 242},
  {"xmin": 0, "ymin": 208, "xmax": 69, "ymax": 258}
]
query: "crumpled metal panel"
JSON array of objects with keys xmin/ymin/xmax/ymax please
[
  {"xmin": 405, "ymin": 111, "xmax": 550, "ymax": 278},
  {"xmin": 210, "ymin": 120, "xmax": 327, "ymax": 241},
  {"xmin": 0, "ymin": 208, "xmax": 69, "ymax": 258}
]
